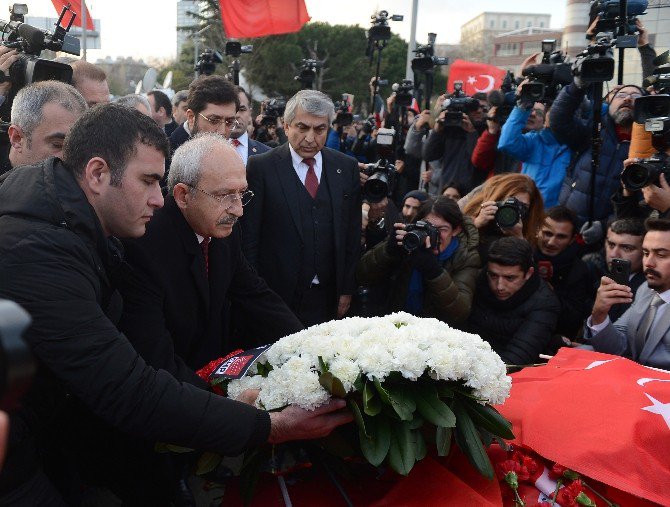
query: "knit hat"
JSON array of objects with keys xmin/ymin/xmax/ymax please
[{"xmin": 403, "ymin": 190, "xmax": 429, "ymax": 203}]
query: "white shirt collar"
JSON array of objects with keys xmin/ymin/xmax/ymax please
[
  {"xmin": 236, "ymin": 131, "xmax": 249, "ymax": 148},
  {"xmin": 195, "ymin": 233, "xmax": 205, "ymax": 244},
  {"xmin": 657, "ymin": 288, "xmax": 670, "ymax": 304},
  {"xmin": 288, "ymin": 144, "xmax": 322, "ymax": 167}
]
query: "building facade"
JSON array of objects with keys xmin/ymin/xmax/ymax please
[
  {"xmin": 177, "ymin": 0, "xmax": 199, "ymax": 58},
  {"xmin": 490, "ymin": 27, "xmax": 564, "ymax": 73}
]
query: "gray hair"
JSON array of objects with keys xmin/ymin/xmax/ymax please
[
  {"xmin": 115, "ymin": 94, "xmax": 152, "ymax": 115},
  {"xmin": 172, "ymin": 89, "xmax": 188, "ymax": 107},
  {"xmin": 168, "ymin": 133, "xmax": 233, "ymax": 193},
  {"xmin": 283, "ymin": 90, "xmax": 335, "ymax": 125},
  {"xmin": 10, "ymin": 80, "xmax": 87, "ymax": 139}
]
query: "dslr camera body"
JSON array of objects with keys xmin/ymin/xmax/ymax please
[
  {"xmin": 439, "ymin": 96, "xmax": 480, "ymax": 127},
  {"xmin": 495, "ymin": 197, "xmax": 529, "ymax": 229},
  {"xmin": 261, "ymin": 97, "xmax": 286, "ymax": 127},
  {"xmin": 362, "ymin": 157, "xmax": 396, "ymax": 203},
  {"xmin": 520, "ymin": 40, "xmax": 571, "ymax": 103},
  {"xmin": 402, "ymin": 220, "xmax": 440, "ymax": 252}
]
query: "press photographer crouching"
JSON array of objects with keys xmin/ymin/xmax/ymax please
[
  {"xmin": 462, "ymin": 173, "xmax": 545, "ymax": 260},
  {"xmin": 357, "ymin": 196, "xmax": 481, "ymax": 326}
]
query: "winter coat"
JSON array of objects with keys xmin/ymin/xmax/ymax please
[
  {"xmin": 0, "ymin": 159, "xmax": 269, "ymax": 495},
  {"xmin": 356, "ymin": 217, "xmax": 481, "ymax": 325},
  {"xmin": 464, "ymin": 272, "xmax": 560, "ymax": 365},
  {"xmin": 423, "ymin": 126, "xmax": 481, "ymax": 194}
]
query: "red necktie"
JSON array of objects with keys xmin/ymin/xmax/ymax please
[
  {"xmin": 231, "ymin": 139, "xmax": 241, "ymax": 147},
  {"xmin": 200, "ymin": 237, "xmax": 210, "ymax": 275},
  {"xmin": 303, "ymin": 157, "xmax": 319, "ymax": 199}
]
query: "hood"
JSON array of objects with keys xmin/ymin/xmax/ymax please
[{"xmin": 0, "ymin": 157, "xmax": 104, "ymax": 251}]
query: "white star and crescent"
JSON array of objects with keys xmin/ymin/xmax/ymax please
[{"xmin": 641, "ymin": 393, "xmax": 670, "ymax": 430}]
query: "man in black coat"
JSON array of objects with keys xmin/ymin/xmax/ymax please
[
  {"xmin": 0, "ymin": 105, "xmax": 350, "ymax": 504},
  {"xmin": 464, "ymin": 237, "xmax": 560, "ymax": 365},
  {"xmin": 118, "ymin": 133, "xmax": 303, "ymax": 385},
  {"xmin": 242, "ymin": 90, "xmax": 362, "ymax": 327}
]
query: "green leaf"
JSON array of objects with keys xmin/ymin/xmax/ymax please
[
  {"xmin": 374, "ymin": 377, "xmax": 391, "ymax": 405},
  {"xmin": 353, "ymin": 374, "xmax": 364, "ymax": 392},
  {"xmin": 319, "ymin": 372, "xmax": 346, "ymax": 398},
  {"xmin": 363, "ymin": 382, "xmax": 382, "ymax": 416},
  {"xmin": 462, "ymin": 401, "xmax": 515, "ymax": 440},
  {"xmin": 415, "ymin": 384, "xmax": 457, "ymax": 428},
  {"xmin": 318, "ymin": 356, "xmax": 329, "ymax": 373},
  {"xmin": 436, "ymin": 427, "xmax": 452, "ymax": 457},
  {"xmin": 347, "ymin": 398, "xmax": 369, "ymax": 438},
  {"xmin": 386, "ymin": 385, "xmax": 417, "ymax": 421},
  {"xmin": 453, "ymin": 399, "xmax": 494, "ymax": 480},
  {"xmin": 195, "ymin": 451, "xmax": 222, "ymax": 475},
  {"xmin": 359, "ymin": 415, "xmax": 391, "ymax": 466},
  {"xmin": 388, "ymin": 421, "xmax": 416, "ymax": 476},
  {"xmin": 407, "ymin": 414, "xmax": 424, "ymax": 430},
  {"xmin": 436, "ymin": 384, "xmax": 455, "ymax": 399},
  {"xmin": 413, "ymin": 429, "xmax": 427, "ymax": 461},
  {"xmin": 240, "ymin": 448, "xmax": 263, "ymax": 505},
  {"xmin": 164, "ymin": 443, "xmax": 194, "ymax": 453}
]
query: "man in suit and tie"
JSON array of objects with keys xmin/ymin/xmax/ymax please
[
  {"xmin": 242, "ymin": 90, "xmax": 362, "ymax": 327},
  {"xmin": 588, "ymin": 218, "xmax": 670, "ymax": 369},
  {"xmin": 228, "ymin": 86, "xmax": 270, "ymax": 164}
]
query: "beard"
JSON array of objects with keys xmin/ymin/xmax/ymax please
[{"xmin": 612, "ymin": 108, "xmax": 633, "ymax": 128}]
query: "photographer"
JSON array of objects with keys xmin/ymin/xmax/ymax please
[
  {"xmin": 498, "ymin": 79, "xmax": 572, "ymax": 208},
  {"xmin": 422, "ymin": 93, "xmax": 485, "ymax": 194},
  {"xmin": 350, "ymin": 117, "xmax": 377, "ymax": 163},
  {"xmin": 462, "ymin": 173, "xmax": 545, "ymax": 260},
  {"xmin": 357, "ymin": 196, "xmax": 480, "ymax": 326},
  {"xmin": 255, "ymin": 99, "xmax": 288, "ymax": 147},
  {"xmin": 612, "ymin": 157, "xmax": 670, "ymax": 220}
]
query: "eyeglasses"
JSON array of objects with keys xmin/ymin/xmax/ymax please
[
  {"xmin": 187, "ymin": 185, "xmax": 254, "ymax": 211},
  {"xmin": 613, "ymin": 91, "xmax": 642, "ymax": 100},
  {"xmin": 198, "ymin": 112, "xmax": 240, "ymax": 129}
]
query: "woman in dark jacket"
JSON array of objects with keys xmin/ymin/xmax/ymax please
[{"xmin": 357, "ymin": 197, "xmax": 481, "ymax": 326}]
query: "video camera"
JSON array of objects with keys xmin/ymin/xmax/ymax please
[
  {"xmin": 402, "ymin": 220, "xmax": 440, "ymax": 252},
  {"xmin": 589, "ymin": 0, "xmax": 647, "ymax": 36},
  {"xmin": 411, "ymin": 33, "xmax": 448, "ymax": 73},
  {"xmin": 0, "ymin": 3, "xmax": 79, "ymax": 90},
  {"xmin": 494, "ymin": 197, "xmax": 529, "ymax": 229},
  {"xmin": 225, "ymin": 41, "xmax": 252, "ymax": 58},
  {"xmin": 573, "ymin": 33, "xmax": 617, "ymax": 83},
  {"xmin": 361, "ymin": 115, "xmax": 376, "ymax": 134},
  {"xmin": 643, "ymin": 51, "xmax": 670, "ymax": 94},
  {"xmin": 520, "ymin": 40, "xmax": 571, "ymax": 103},
  {"xmin": 366, "ymin": 10, "xmax": 403, "ymax": 46},
  {"xmin": 295, "ymin": 58, "xmax": 322, "ymax": 90},
  {"xmin": 391, "ymin": 79, "xmax": 414, "ymax": 108},
  {"xmin": 334, "ymin": 95, "xmax": 353, "ymax": 127},
  {"xmin": 439, "ymin": 96, "xmax": 480, "ymax": 127},
  {"xmin": 260, "ymin": 97, "xmax": 286, "ymax": 127},
  {"xmin": 195, "ymin": 49, "xmax": 223, "ymax": 76},
  {"xmin": 0, "ymin": 299, "xmax": 35, "ymax": 412},
  {"xmin": 621, "ymin": 95, "xmax": 670, "ymax": 190}
]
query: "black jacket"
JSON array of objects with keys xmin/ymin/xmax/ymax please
[
  {"xmin": 464, "ymin": 272, "xmax": 561, "ymax": 365},
  {"xmin": 0, "ymin": 159, "xmax": 270, "ymax": 494},
  {"xmin": 118, "ymin": 196, "xmax": 303, "ymax": 383},
  {"xmin": 422, "ymin": 126, "xmax": 482, "ymax": 194}
]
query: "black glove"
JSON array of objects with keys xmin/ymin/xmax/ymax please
[
  {"xmin": 385, "ymin": 226, "xmax": 405, "ymax": 257},
  {"xmin": 409, "ymin": 248, "xmax": 443, "ymax": 280}
]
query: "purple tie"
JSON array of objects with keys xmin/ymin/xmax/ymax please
[
  {"xmin": 303, "ymin": 157, "xmax": 319, "ymax": 199},
  {"xmin": 200, "ymin": 237, "xmax": 210, "ymax": 275}
]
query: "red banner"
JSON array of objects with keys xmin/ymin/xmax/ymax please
[
  {"xmin": 495, "ymin": 348, "xmax": 670, "ymax": 506},
  {"xmin": 219, "ymin": 0, "xmax": 310, "ymax": 38},
  {"xmin": 50, "ymin": 0, "xmax": 95, "ymax": 31},
  {"xmin": 448, "ymin": 59, "xmax": 506, "ymax": 95}
]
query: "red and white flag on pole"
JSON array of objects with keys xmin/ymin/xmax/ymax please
[
  {"xmin": 495, "ymin": 348, "xmax": 670, "ymax": 506},
  {"xmin": 448, "ymin": 59, "xmax": 506, "ymax": 95},
  {"xmin": 50, "ymin": 0, "xmax": 95, "ymax": 31},
  {"xmin": 219, "ymin": 0, "xmax": 310, "ymax": 38}
]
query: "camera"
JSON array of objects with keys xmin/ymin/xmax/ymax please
[
  {"xmin": 295, "ymin": 58, "xmax": 322, "ymax": 89},
  {"xmin": 494, "ymin": 197, "xmax": 529, "ymax": 229},
  {"xmin": 411, "ymin": 33, "xmax": 449, "ymax": 73},
  {"xmin": 572, "ymin": 33, "xmax": 616, "ymax": 83},
  {"xmin": 520, "ymin": 40, "xmax": 571, "ymax": 102},
  {"xmin": 0, "ymin": 3, "xmax": 79, "ymax": 90},
  {"xmin": 195, "ymin": 49, "xmax": 223, "ymax": 76},
  {"xmin": 367, "ymin": 10, "xmax": 403, "ymax": 44},
  {"xmin": 391, "ymin": 79, "xmax": 414, "ymax": 108},
  {"xmin": 402, "ymin": 220, "xmax": 440, "ymax": 252},
  {"xmin": 261, "ymin": 97, "xmax": 286, "ymax": 127},
  {"xmin": 621, "ymin": 115, "xmax": 670, "ymax": 190},
  {"xmin": 225, "ymin": 41, "xmax": 252, "ymax": 58},
  {"xmin": 334, "ymin": 96, "xmax": 353, "ymax": 127},
  {"xmin": 589, "ymin": 0, "xmax": 648, "ymax": 35},
  {"xmin": 0, "ymin": 299, "xmax": 35, "ymax": 411},
  {"xmin": 634, "ymin": 94, "xmax": 670, "ymax": 124},
  {"xmin": 361, "ymin": 115, "xmax": 376, "ymax": 134},
  {"xmin": 439, "ymin": 96, "xmax": 480, "ymax": 127},
  {"xmin": 643, "ymin": 51, "xmax": 670, "ymax": 94},
  {"xmin": 362, "ymin": 158, "xmax": 396, "ymax": 203}
]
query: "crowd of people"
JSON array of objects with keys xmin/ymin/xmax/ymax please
[{"xmin": 0, "ymin": 19, "xmax": 668, "ymax": 504}]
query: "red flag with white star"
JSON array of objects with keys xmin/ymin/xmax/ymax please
[
  {"xmin": 495, "ymin": 348, "xmax": 670, "ymax": 505},
  {"xmin": 447, "ymin": 59, "xmax": 506, "ymax": 95},
  {"xmin": 50, "ymin": 0, "xmax": 95, "ymax": 31},
  {"xmin": 219, "ymin": 0, "xmax": 310, "ymax": 38}
]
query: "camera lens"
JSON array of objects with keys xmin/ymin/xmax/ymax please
[
  {"xmin": 621, "ymin": 162, "xmax": 654, "ymax": 190},
  {"xmin": 495, "ymin": 205, "xmax": 520, "ymax": 229},
  {"xmin": 363, "ymin": 174, "xmax": 389, "ymax": 204},
  {"xmin": 402, "ymin": 230, "xmax": 427, "ymax": 252}
]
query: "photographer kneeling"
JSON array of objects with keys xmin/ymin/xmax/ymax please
[{"xmin": 356, "ymin": 196, "xmax": 481, "ymax": 326}]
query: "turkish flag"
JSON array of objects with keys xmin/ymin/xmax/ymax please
[
  {"xmin": 495, "ymin": 348, "xmax": 670, "ymax": 506},
  {"xmin": 448, "ymin": 59, "xmax": 506, "ymax": 95},
  {"xmin": 219, "ymin": 0, "xmax": 310, "ymax": 38},
  {"xmin": 50, "ymin": 0, "xmax": 95, "ymax": 31}
]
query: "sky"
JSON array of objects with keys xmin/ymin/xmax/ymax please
[{"xmin": 0, "ymin": 0, "xmax": 568, "ymax": 61}]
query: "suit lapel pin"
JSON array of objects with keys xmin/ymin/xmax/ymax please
[
  {"xmin": 252, "ymin": 147, "xmax": 257, "ymax": 153},
  {"xmin": 337, "ymin": 168, "xmax": 342, "ymax": 174}
]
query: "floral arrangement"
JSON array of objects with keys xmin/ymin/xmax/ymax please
[{"xmin": 223, "ymin": 312, "xmax": 514, "ymax": 478}]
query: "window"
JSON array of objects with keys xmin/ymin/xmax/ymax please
[
  {"xmin": 514, "ymin": 20, "xmax": 519, "ymax": 29},
  {"xmin": 540, "ymin": 21, "xmax": 545, "ymax": 28},
  {"xmin": 490, "ymin": 20, "xmax": 495, "ymax": 28},
  {"xmin": 502, "ymin": 20, "xmax": 507, "ymax": 29},
  {"xmin": 527, "ymin": 21, "xmax": 532, "ymax": 27}
]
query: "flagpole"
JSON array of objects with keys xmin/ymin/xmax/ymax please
[
  {"xmin": 81, "ymin": 0, "xmax": 87, "ymax": 61},
  {"xmin": 405, "ymin": 0, "xmax": 418, "ymax": 80}
]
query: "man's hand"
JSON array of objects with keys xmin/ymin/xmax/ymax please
[
  {"xmin": 236, "ymin": 389, "xmax": 260, "ymax": 406},
  {"xmin": 434, "ymin": 110, "xmax": 446, "ymax": 132},
  {"xmin": 461, "ymin": 113, "xmax": 475, "ymax": 133},
  {"xmin": 474, "ymin": 201, "xmax": 498, "ymax": 229},
  {"xmin": 501, "ymin": 219, "xmax": 524, "ymax": 239},
  {"xmin": 415, "ymin": 109, "xmax": 431, "ymax": 130},
  {"xmin": 636, "ymin": 18, "xmax": 648, "ymax": 46},
  {"xmin": 591, "ymin": 276, "xmax": 633, "ymax": 325},
  {"xmin": 386, "ymin": 222, "xmax": 407, "ymax": 257},
  {"xmin": 386, "ymin": 93, "xmax": 396, "ymax": 111},
  {"xmin": 586, "ymin": 16, "xmax": 600, "ymax": 42},
  {"xmin": 268, "ymin": 399, "xmax": 353, "ymax": 444},
  {"xmin": 642, "ymin": 173, "xmax": 670, "ymax": 213},
  {"xmin": 337, "ymin": 295, "xmax": 352, "ymax": 318},
  {"xmin": 421, "ymin": 169, "xmax": 432, "ymax": 183},
  {"xmin": 434, "ymin": 94, "xmax": 447, "ymax": 112},
  {"xmin": 0, "ymin": 47, "xmax": 19, "ymax": 97},
  {"xmin": 520, "ymin": 52, "xmax": 541, "ymax": 73},
  {"xmin": 486, "ymin": 108, "xmax": 500, "ymax": 135}
]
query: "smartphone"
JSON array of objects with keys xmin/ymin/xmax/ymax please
[{"xmin": 610, "ymin": 258, "xmax": 631, "ymax": 285}]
